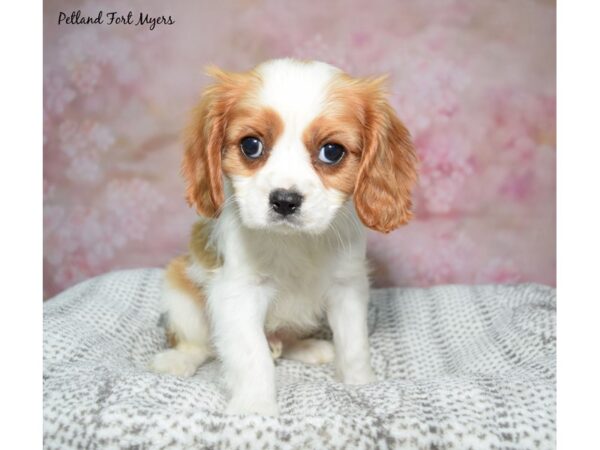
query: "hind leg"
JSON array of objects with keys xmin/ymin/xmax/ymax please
[
  {"xmin": 150, "ymin": 256, "xmax": 213, "ymax": 377},
  {"xmin": 151, "ymin": 342, "xmax": 212, "ymax": 377},
  {"xmin": 279, "ymin": 336, "xmax": 335, "ymax": 365}
]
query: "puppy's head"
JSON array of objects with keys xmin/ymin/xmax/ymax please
[{"xmin": 183, "ymin": 59, "xmax": 417, "ymax": 234}]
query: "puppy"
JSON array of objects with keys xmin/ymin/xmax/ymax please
[{"xmin": 150, "ymin": 58, "xmax": 417, "ymax": 416}]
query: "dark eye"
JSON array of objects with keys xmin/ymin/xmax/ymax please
[
  {"xmin": 318, "ymin": 143, "xmax": 345, "ymax": 165},
  {"xmin": 240, "ymin": 136, "xmax": 264, "ymax": 159}
]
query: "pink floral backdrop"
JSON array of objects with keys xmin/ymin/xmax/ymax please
[{"xmin": 43, "ymin": 0, "xmax": 556, "ymax": 298}]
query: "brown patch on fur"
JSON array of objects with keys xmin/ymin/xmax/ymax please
[
  {"xmin": 302, "ymin": 115, "xmax": 363, "ymax": 194},
  {"xmin": 222, "ymin": 107, "xmax": 284, "ymax": 177},
  {"xmin": 182, "ymin": 67, "xmax": 262, "ymax": 217},
  {"xmin": 166, "ymin": 329, "xmax": 178, "ymax": 348},
  {"xmin": 163, "ymin": 254, "xmax": 206, "ymax": 348},
  {"xmin": 163, "ymin": 222, "xmax": 220, "ymax": 349},
  {"xmin": 189, "ymin": 221, "xmax": 221, "ymax": 269},
  {"xmin": 316, "ymin": 73, "xmax": 418, "ymax": 233},
  {"xmin": 165, "ymin": 255, "xmax": 204, "ymax": 303}
]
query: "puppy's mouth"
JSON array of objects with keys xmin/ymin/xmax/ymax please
[
  {"xmin": 267, "ymin": 212, "xmax": 304, "ymax": 231},
  {"xmin": 262, "ymin": 211, "xmax": 334, "ymax": 235}
]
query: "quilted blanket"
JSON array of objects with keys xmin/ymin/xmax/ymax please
[{"xmin": 43, "ymin": 269, "xmax": 556, "ymax": 449}]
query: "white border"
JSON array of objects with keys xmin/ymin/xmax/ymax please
[
  {"xmin": 0, "ymin": 1, "xmax": 42, "ymax": 448},
  {"xmin": 0, "ymin": 0, "xmax": 596, "ymax": 447},
  {"xmin": 557, "ymin": 0, "xmax": 600, "ymax": 448}
]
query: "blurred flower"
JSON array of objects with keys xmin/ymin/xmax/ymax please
[
  {"xmin": 66, "ymin": 154, "xmax": 102, "ymax": 183},
  {"xmin": 415, "ymin": 129, "xmax": 475, "ymax": 214},
  {"xmin": 44, "ymin": 75, "xmax": 76, "ymax": 115}
]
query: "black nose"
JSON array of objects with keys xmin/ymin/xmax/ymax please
[{"xmin": 269, "ymin": 189, "xmax": 303, "ymax": 216}]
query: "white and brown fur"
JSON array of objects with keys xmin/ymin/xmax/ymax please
[{"xmin": 150, "ymin": 59, "xmax": 417, "ymax": 416}]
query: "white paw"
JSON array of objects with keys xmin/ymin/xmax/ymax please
[
  {"xmin": 282, "ymin": 339, "xmax": 335, "ymax": 365},
  {"xmin": 225, "ymin": 397, "xmax": 279, "ymax": 417},
  {"xmin": 149, "ymin": 349, "xmax": 199, "ymax": 377},
  {"xmin": 341, "ymin": 366, "xmax": 377, "ymax": 385}
]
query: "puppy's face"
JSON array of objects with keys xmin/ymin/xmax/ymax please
[{"xmin": 183, "ymin": 59, "xmax": 417, "ymax": 234}]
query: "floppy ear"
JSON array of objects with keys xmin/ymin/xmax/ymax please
[
  {"xmin": 353, "ymin": 80, "xmax": 418, "ymax": 233},
  {"xmin": 182, "ymin": 67, "xmax": 256, "ymax": 217}
]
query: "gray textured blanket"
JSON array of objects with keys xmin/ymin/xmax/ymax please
[{"xmin": 43, "ymin": 269, "xmax": 556, "ymax": 449}]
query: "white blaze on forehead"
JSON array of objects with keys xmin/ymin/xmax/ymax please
[
  {"xmin": 255, "ymin": 59, "xmax": 341, "ymax": 134},
  {"xmin": 253, "ymin": 59, "xmax": 343, "ymax": 191}
]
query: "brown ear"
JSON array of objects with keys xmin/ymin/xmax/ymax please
[
  {"xmin": 182, "ymin": 67, "xmax": 257, "ymax": 217},
  {"xmin": 353, "ymin": 81, "xmax": 418, "ymax": 233}
]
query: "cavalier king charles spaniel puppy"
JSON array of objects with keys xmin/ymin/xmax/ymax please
[{"xmin": 150, "ymin": 58, "xmax": 417, "ymax": 416}]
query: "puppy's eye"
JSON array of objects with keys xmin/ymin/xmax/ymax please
[
  {"xmin": 240, "ymin": 136, "xmax": 264, "ymax": 159},
  {"xmin": 318, "ymin": 143, "xmax": 345, "ymax": 165}
]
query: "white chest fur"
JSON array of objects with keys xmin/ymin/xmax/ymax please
[{"xmin": 208, "ymin": 202, "xmax": 367, "ymax": 335}]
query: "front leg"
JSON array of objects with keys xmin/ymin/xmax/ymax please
[
  {"xmin": 326, "ymin": 273, "xmax": 376, "ymax": 385},
  {"xmin": 207, "ymin": 272, "xmax": 279, "ymax": 416}
]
